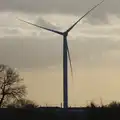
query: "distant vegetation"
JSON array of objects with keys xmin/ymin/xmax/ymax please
[
  {"xmin": 87, "ymin": 101, "xmax": 120, "ymax": 108},
  {"xmin": 7, "ymin": 98, "xmax": 39, "ymax": 108}
]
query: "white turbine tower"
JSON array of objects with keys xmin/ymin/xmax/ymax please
[{"xmin": 17, "ymin": 0, "xmax": 104, "ymax": 109}]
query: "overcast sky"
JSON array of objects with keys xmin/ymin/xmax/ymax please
[
  {"xmin": 0, "ymin": 0, "xmax": 120, "ymax": 106},
  {"xmin": 0, "ymin": 0, "xmax": 118, "ymax": 14}
]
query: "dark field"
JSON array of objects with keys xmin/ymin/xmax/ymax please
[{"xmin": 0, "ymin": 107, "xmax": 120, "ymax": 120}]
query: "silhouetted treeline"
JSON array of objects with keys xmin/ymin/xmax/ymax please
[{"xmin": 2, "ymin": 101, "xmax": 120, "ymax": 120}]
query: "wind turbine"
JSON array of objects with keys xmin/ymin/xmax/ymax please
[{"xmin": 17, "ymin": 0, "xmax": 104, "ymax": 109}]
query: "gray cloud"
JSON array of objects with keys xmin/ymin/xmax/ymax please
[
  {"xmin": 2, "ymin": 28, "xmax": 20, "ymax": 34},
  {"xmin": 0, "ymin": 0, "xmax": 119, "ymax": 20},
  {"xmin": 36, "ymin": 17, "xmax": 60, "ymax": 30},
  {"xmin": 0, "ymin": 36, "xmax": 120, "ymax": 69},
  {"xmin": 0, "ymin": 37, "xmax": 62, "ymax": 69}
]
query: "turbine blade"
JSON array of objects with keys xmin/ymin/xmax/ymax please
[
  {"xmin": 65, "ymin": 0, "xmax": 104, "ymax": 33},
  {"xmin": 66, "ymin": 41, "xmax": 73, "ymax": 81},
  {"xmin": 17, "ymin": 18, "xmax": 63, "ymax": 35}
]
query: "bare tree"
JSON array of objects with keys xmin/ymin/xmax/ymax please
[
  {"xmin": 86, "ymin": 101, "xmax": 98, "ymax": 108},
  {"xmin": 107, "ymin": 101, "xmax": 120, "ymax": 108},
  {"xmin": 0, "ymin": 64, "xmax": 26, "ymax": 107}
]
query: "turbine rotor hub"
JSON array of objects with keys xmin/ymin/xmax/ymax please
[{"xmin": 63, "ymin": 32, "xmax": 68, "ymax": 37}]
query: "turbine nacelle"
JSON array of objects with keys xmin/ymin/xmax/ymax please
[{"xmin": 63, "ymin": 32, "xmax": 68, "ymax": 37}]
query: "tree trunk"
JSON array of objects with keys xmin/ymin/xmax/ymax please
[
  {"xmin": 0, "ymin": 94, "xmax": 5, "ymax": 107},
  {"xmin": 0, "ymin": 84, "xmax": 5, "ymax": 107}
]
